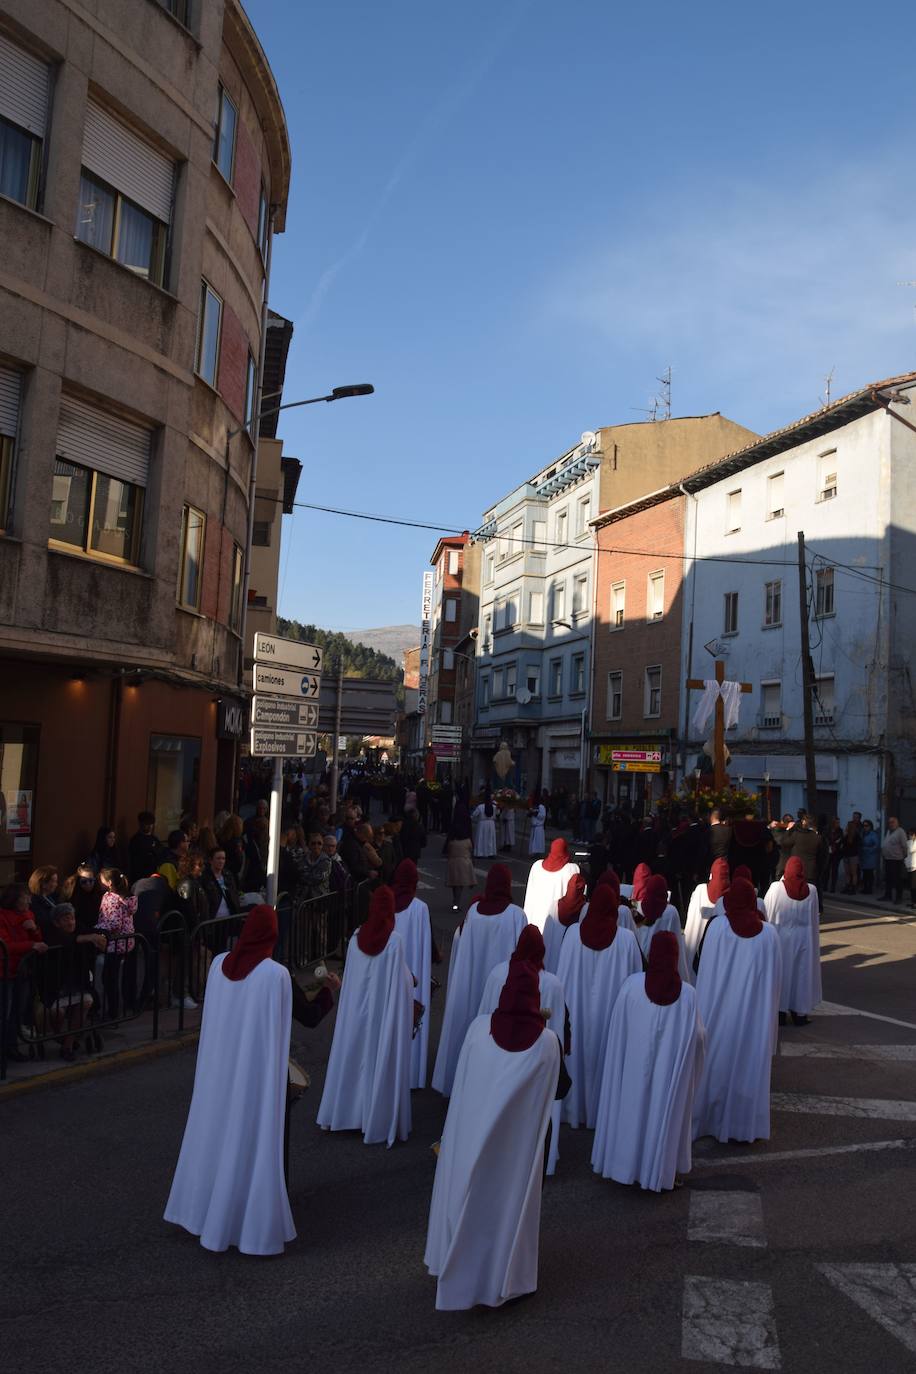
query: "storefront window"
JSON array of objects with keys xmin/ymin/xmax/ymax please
[
  {"xmin": 0, "ymin": 724, "xmax": 39, "ymax": 882},
  {"xmin": 147, "ymin": 734, "xmax": 201, "ymax": 833}
]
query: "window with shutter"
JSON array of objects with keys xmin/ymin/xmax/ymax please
[
  {"xmin": 0, "ymin": 33, "xmax": 48, "ymax": 210},
  {"xmin": 52, "ymin": 397, "xmax": 150, "ymax": 564}
]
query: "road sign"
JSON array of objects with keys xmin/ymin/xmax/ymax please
[
  {"xmin": 249, "ymin": 727, "xmax": 317, "ymax": 758},
  {"xmin": 254, "ymin": 632, "xmax": 323, "ymax": 675},
  {"xmin": 317, "ymin": 677, "xmax": 398, "ymax": 735},
  {"xmin": 431, "ymin": 725, "xmax": 462, "ymax": 740},
  {"xmin": 253, "ymin": 664, "xmax": 321, "ymax": 699},
  {"xmin": 251, "ymin": 696, "xmax": 319, "ymax": 729},
  {"xmin": 432, "ymin": 742, "xmax": 460, "ymax": 758}
]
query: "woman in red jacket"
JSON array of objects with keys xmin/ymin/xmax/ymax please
[{"xmin": 0, "ymin": 882, "xmax": 47, "ymax": 1063}]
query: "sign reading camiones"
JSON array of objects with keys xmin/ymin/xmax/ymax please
[{"xmin": 253, "ymin": 664, "xmax": 320, "ymax": 699}]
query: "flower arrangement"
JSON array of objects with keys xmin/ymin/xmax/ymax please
[{"xmin": 678, "ymin": 784, "xmax": 761, "ymax": 813}]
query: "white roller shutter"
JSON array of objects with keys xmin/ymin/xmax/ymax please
[
  {"xmin": 0, "ymin": 366, "xmax": 21, "ymax": 438},
  {"xmin": 57, "ymin": 395, "xmax": 151, "ymax": 488},
  {"xmin": 82, "ymin": 100, "xmax": 174, "ymax": 224},
  {"xmin": 0, "ymin": 32, "xmax": 49, "ymax": 137}
]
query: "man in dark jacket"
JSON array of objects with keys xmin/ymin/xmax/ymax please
[
  {"xmin": 128, "ymin": 812, "xmax": 166, "ymax": 883},
  {"xmin": 400, "ymin": 808, "xmax": 427, "ymax": 864},
  {"xmin": 200, "ymin": 849, "xmax": 242, "ymax": 920},
  {"xmin": 338, "ymin": 809, "xmax": 370, "ymax": 884}
]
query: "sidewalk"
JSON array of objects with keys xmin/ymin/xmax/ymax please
[{"xmin": 0, "ymin": 1004, "xmax": 202, "ymax": 1098}]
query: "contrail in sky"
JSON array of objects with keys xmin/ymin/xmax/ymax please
[{"xmin": 300, "ymin": 0, "xmax": 536, "ymax": 334}]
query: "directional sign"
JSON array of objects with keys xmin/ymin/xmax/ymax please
[
  {"xmin": 250, "ymin": 727, "xmax": 317, "ymax": 758},
  {"xmin": 431, "ymin": 726, "xmax": 462, "ymax": 740},
  {"xmin": 254, "ymin": 632, "xmax": 323, "ymax": 675},
  {"xmin": 252, "ymin": 696, "xmax": 319, "ymax": 729},
  {"xmin": 253, "ymin": 664, "xmax": 321, "ymax": 699}
]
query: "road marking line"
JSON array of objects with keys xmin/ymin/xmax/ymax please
[
  {"xmin": 681, "ymin": 1277, "xmax": 781, "ymax": 1368},
  {"xmin": 693, "ymin": 1137, "xmax": 915, "ymax": 1167},
  {"xmin": 818, "ymin": 1263, "xmax": 916, "ymax": 1354},
  {"xmin": 689, "ymin": 1191, "xmax": 766, "ymax": 1248},
  {"xmin": 771, "ymin": 1092, "xmax": 916, "ymax": 1121},
  {"xmin": 816, "ymin": 1001, "xmax": 916, "ymax": 1032},
  {"xmin": 779, "ymin": 1043, "xmax": 916, "ymax": 1061}
]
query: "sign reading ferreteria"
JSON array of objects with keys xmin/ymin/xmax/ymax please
[
  {"xmin": 417, "ymin": 570, "xmax": 433, "ymax": 718},
  {"xmin": 251, "ymin": 696, "xmax": 319, "ymax": 729}
]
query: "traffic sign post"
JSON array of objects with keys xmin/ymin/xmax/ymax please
[
  {"xmin": 253, "ymin": 631, "xmax": 323, "ymax": 903},
  {"xmin": 249, "ymin": 728, "xmax": 317, "ymax": 758},
  {"xmin": 251, "ymin": 696, "xmax": 319, "ymax": 728},
  {"xmin": 254, "ymin": 632, "xmax": 323, "ymax": 675},
  {"xmin": 253, "ymin": 664, "xmax": 320, "ymax": 699}
]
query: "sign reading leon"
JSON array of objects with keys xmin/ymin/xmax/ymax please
[{"xmin": 254, "ymin": 632, "xmax": 323, "ymax": 675}]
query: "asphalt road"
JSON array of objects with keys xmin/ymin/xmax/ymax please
[{"xmin": 2, "ymin": 843, "xmax": 915, "ymax": 1373}]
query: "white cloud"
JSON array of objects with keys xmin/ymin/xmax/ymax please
[{"xmin": 542, "ymin": 159, "xmax": 916, "ymax": 426}]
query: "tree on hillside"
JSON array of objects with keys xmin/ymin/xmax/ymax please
[{"xmin": 276, "ymin": 619, "xmax": 404, "ymax": 702}]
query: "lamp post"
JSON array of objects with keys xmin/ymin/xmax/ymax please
[
  {"xmin": 229, "ymin": 381, "xmax": 373, "ymax": 897},
  {"xmin": 763, "ymin": 770, "xmax": 771, "ymax": 823}
]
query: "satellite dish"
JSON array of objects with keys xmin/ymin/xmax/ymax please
[
  {"xmin": 580, "ymin": 430, "xmax": 597, "ymax": 450},
  {"xmin": 516, "ymin": 688, "xmax": 532, "ymax": 705}
]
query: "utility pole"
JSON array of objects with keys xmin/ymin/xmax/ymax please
[
  {"xmin": 329, "ymin": 658, "xmax": 345, "ymax": 813},
  {"xmin": 797, "ymin": 531, "xmax": 819, "ymax": 816}
]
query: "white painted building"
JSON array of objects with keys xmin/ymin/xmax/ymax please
[{"xmin": 677, "ymin": 374, "xmax": 916, "ymax": 826}]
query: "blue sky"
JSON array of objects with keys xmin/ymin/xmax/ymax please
[{"xmin": 246, "ymin": 0, "xmax": 916, "ymax": 632}]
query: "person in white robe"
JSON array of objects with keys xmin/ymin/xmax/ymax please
[
  {"xmin": 763, "ymin": 856, "xmax": 822, "ymax": 1024},
  {"xmin": 524, "ymin": 838, "xmax": 580, "ymax": 946},
  {"xmin": 592, "ymin": 931, "xmax": 706, "ymax": 1192},
  {"xmin": 426, "ymin": 959, "xmax": 564, "ymax": 1309},
  {"xmin": 478, "ymin": 924, "xmax": 568, "ymax": 1176},
  {"xmin": 472, "ymin": 790, "xmax": 498, "ymax": 858},
  {"xmin": 498, "ymin": 804, "xmax": 515, "ymax": 851},
  {"xmin": 527, "ymin": 799, "xmax": 547, "ymax": 856},
  {"xmin": 556, "ymin": 884, "xmax": 643, "ymax": 1129},
  {"xmin": 633, "ymin": 873, "xmax": 690, "ymax": 984},
  {"xmin": 578, "ymin": 868, "xmax": 637, "ymax": 937},
  {"xmin": 631, "ymin": 862, "xmax": 653, "ymax": 907},
  {"xmin": 317, "ymin": 885, "xmax": 414, "ymax": 1147},
  {"xmin": 164, "ymin": 904, "xmax": 295, "ymax": 1255},
  {"xmin": 432, "ymin": 863, "xmax": 528, "ymax": 1096},
  {"xmin": 692, "ymin": 877, "xmax": 782, "ymax": 1144},
  {"xmin": 731, "ymin": 864, "xmax": 768, "ymax": 916},
  {"xmin": 541, "ymin": 870, "xmax": 588, "ymax": 974},
  {"xmin": 683, "ymin": 858, "xmax": 730, "ymax": 981},
  {"xmin": 392, "ymin": 859, "xmax": 432, "ymax": 1088}
]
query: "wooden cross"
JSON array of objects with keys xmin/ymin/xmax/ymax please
[{"xmin": 686, "ymin": 659, "xmax": 753, "ymax": 791}]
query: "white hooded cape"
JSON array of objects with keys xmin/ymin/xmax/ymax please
[
  {"xmin": 692, "ymin": 918, "xmax": 782, "ymax": 1143},
  {"xmin": 527, "ymin": 805, "xmax": 547, "ymax": 855},
  {"xmin": 763, "ymin": 879, "xmax": 822, "ymax": 1014},
  {"xmin": 633, "ymin": 904, "xmax": 690, "ymax": 985},
  {"xmin": 591, "ymin": 973, "xmax": 706, "ymax": 1191},
  {"xmin": 425, "ymin": 1015, "xmax": 560, "ymax": 1310},
  {"xmin": 472, "ymin": 805, "xmax": 498, "ymax": 857},
  {"xmin": 524, "ymin": 858, "xmax": 580, "ymax": 933},
  {"xmin": 164, "ymin": 954, "xmax": 294, "ymax": 1255},
  {"xmin": 431, "ymin": 903, "xmax": 528, "ymax": 1096},
  {"xmin": 394, "ymin": 896, "xmax": 432, "ymax": 1088},
  {"xmin": 316, "ymin": 928, "xmax": 413, "ymax": 1146},
  {"xmin": 683, "ymin": 881, "xmax": 722, "ymax": 981},
  {"xmin": 478, "ymin": 961, "xmax": 566, "ymax": 1176},
  {"xmin": 556, "ymin": 924, "xmax": 643, "ymax": 1128}
]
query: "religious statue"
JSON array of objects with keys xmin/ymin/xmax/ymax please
[{"xmin": 492, "ymin": 740, "xmax": 514, "ymax": 782}]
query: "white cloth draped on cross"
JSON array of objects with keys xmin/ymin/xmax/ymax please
[{"xmin": 692, "ymin": 679, "xmax": 743, "ymax": 733}]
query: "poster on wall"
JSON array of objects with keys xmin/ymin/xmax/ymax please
[
  {"xmin": 5, "ymin": 789, "xmax": 32, "ymax": 836},
  {"xmin": 417, "ymin": 570, "xmax": 434, "ymax": 718}
]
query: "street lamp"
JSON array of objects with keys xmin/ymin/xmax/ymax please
[{"xmin": 235, "ymin": 383, "xmax": 375, "ymax": 676}]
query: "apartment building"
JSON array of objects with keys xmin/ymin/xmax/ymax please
[{"xmin": 0, "ymin": 0, "xmax": 290, "ymax": 877}]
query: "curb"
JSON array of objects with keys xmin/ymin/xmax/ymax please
[{"xmin": 0, "ymin": 1030, "xmax": 200, "ymax": 1101}]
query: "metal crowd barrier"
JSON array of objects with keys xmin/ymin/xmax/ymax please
[{"xmin": 0, "ymin": 881, "xmax": 372, "ymax": 1081}]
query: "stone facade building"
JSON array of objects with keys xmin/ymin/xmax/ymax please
[{"xmin": 0, "ymin": 0, "xmax": 290, "ymax": 878}]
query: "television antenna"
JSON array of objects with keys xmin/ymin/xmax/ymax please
[{"xmin": 820, "ymin": 366, "xmax": 835, "ymax": 409}]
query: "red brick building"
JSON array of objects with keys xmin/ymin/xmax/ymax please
[
  {"xmin": 590, "ymin": 492, "xmax": 686, "ymax": 811},
  {"xmin": 427, "ymin": 534, "xmax": 480, "ymax": 773}
]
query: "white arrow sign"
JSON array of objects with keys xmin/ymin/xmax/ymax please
[
  {"xmin": 249, "ymin": 728, "xmax": 317, "ymax": 758},
  {"xmin": 254, "ymin": 632, "xmax": 323, "ymax": 675},
  {"xmin": 252, "ymin": 696, "xmax": 319, "ymax": 728},
  {"xmin": 253, "ymin": 664, "xmax": 321, "ymax": 699}
]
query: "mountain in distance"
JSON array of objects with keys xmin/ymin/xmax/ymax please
[{"xmin": 336, "ymin": 624, "xmax": 420, "ymax": 666}]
